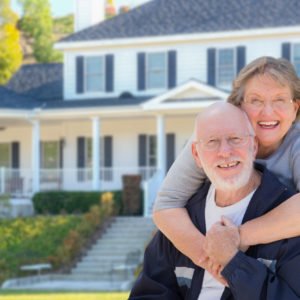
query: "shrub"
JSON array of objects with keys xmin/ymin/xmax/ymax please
[
  {"xmin": 0, "ymin": 193, "xmax": 117, "ymax": 284},
  {"xmin": 32, "ymin": 191, "xmax": 122, "ymax": 215}
]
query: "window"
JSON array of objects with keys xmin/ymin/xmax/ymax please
[
  {"xmin": 0, "ymin": 143, "xmax": 10, "ymax": 168},
  {"xmin": 147, "ymin": 52, "xmax": 167, "ymax": 89},
  {"xmin": 41, "ymin": 141, "xmax": 59, "ymax": 169},
  {"xmin": 217, "ymin": 48, "xmax": 235, "ymax": 89},
  {"xmin": 85, "ymin": 138, "xmax": 105, "ymax": 168},
  {"xmin": 293, "ymin": 44, "xmax": 300, "ymax": 76},
  {"xmin": 85, "ymin": 138, "xmax": 112, "ymax": 181},
  {"xmin": 85, "ymin": 56, "xmax": 104, "ymax": 92}
]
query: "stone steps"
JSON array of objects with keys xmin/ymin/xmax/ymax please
[{"xmin": 69, "ymin": 216, "xmax": 156, "ymax": 281}]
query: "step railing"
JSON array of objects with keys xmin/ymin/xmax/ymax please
[{"xmin": 143, "ymin": 169, "xmax": 164, "ymax": 217}]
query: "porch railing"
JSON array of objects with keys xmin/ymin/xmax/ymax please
[{"xmin": 0, "ymin": 167, "xmax": 159, "ymax": 197}]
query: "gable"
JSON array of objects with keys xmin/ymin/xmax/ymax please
[{"xmin": 142, "ymin": 80, "xmax": 229, "ymax": 111}]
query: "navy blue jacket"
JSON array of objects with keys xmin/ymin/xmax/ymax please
[{"xmin": 129, "ymin": 165, "xmax": 300, "ymax": 299}]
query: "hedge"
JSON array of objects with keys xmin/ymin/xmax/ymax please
[{"xmin": 32, "ymin": 191, "xmax": 122, "ymax": 215}]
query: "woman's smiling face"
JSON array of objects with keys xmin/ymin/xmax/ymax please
[{"xmin": 241, "ymin": 74, "xmax": 299, "ymax": 156}]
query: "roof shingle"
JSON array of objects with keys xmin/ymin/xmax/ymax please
[{"xmin": 61, "ymin": 0, "xmax": 300, "ymax": 43}]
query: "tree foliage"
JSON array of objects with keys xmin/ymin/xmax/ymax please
[
  {"xmin": 18, "ymin": 0, "xmax": 62, "ymax": 63},
  {"xmin": 0, "ymin": 0, "xmax": 22, "ymax": 84}
]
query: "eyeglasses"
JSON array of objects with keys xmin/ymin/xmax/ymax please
[
  {"xmin": 195, "ymin": 134, "xmax": 254, "ymax": 152},
  {"xmin": 243, "ymin": 97, "xmax": 294, "ymax": 111}
]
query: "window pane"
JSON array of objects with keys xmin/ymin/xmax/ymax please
[
  {"xmin": 41, "ymin": 141, "xmax": 59, "ymax": 169},
  {"xmin": 86, "ymin": 138, "xmax": 105, "ymax": 167},
  {"xmin": 294, "ymin": 44, "xmax": 300, "ymax": 76},
  {"xmin": 86, "ymin": 57, "xmax": 103, "ymax": 74},
  {"xmin": 148, "ymin": 72, "xmax": 165, "ymax": 89},
  {"xmin": 85, "ymin": 56, "xmax": 104, "ymax": 92},
  {"xmin": 147, "ymin": 53, "xmax": 166, "ymax": 89},
  {"xmin": 218, "ymin": 49, "xmax": 235, "ymax": 87},
  {"xmin": 148, "ymin": 53, "xmax": 165, "ymax": 69},
  {"xmin": 86, "ymin": 138, "xmax": 93, "ymax": 168},
  {"xmin": 0, "ymin": 144, "xmax": 10, "ymax": 167}
]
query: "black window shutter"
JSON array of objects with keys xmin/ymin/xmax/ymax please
[
  {"xmin": 77, "ymin": 137, "xmax": 85, "ymax": 181},
  {"xmin": 166, "ymin": 133, "xmax": 175, "ymax": 172},
  {"xmin": 137, "ymin": 53, "xmax": 146, "ymax": 91},
  {"xmin": 105, "ymin": 54, "xmax": 114, "ymax": 92},
  {"xmin": 104, "ymin": 136, "xmax": 113, "ymax": 181},
  {"xmin": 207, "ymin": 48, "xmax": 216, "ymax": 86},
  {"xmin": 76, "ymin": 56, "xmax": 84, "ymax": 94},
  {"xmin": 282, "ymin": 43, "xmax": 291, "ymax": 61},
  {"xmin": 138, "ymin": 134, "xmax": 147, "ymax": 167},
  {"xmin": 168, "ymin": 50, "xmax": 177, "ymax": 88},
  {"xmin": 236, "ymin": 46, "xmax": 246, "ymax": 74},
  {"xmin": 59, "ymin": 139, "xmax": 64, "ymax": 169},
  {"xmin": 104, "ymin": 136, "xmax": 113, "ymax": 167},
  {"xmin": 11, "ymin": 141, "xmax": 20, "ymax": 169}
]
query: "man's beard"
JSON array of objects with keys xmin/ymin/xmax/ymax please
[{"xmin": 200, "ymin": 155, "xmax": 254, "ymax": 191}]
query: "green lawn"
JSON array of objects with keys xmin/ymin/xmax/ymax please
[{"xmin": 0, "ymin": 291, "xmax": 129, "ymax": 300}]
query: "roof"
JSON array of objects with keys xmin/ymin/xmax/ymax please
[
  {"xmin": 0, "ymin": 86, "xmax": 38, "ymax": 109},
  {"xmin": 61, "ymin": 0, "xmax": 300, "ymax": 43},
  {"xmin": 7, "ymin": 63, "xmax": 63, "ymax": 101}
]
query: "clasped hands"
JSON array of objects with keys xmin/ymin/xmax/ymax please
[{"xmin": 198, "ymin": 216, "xmax": 241, "ymax": 286}]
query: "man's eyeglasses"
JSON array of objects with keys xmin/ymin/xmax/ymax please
[
  {"xmin": 195, "ymin": 134, "xmax": 254, "ymax": 152},
  {"xmin": 243, "ymin": 97, "xmax": 294, "ymax": 111}
]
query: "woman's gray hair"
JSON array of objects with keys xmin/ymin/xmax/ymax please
[{"xmin": 227, "ymin": 56, "xmax": 300, "ymax": 118}]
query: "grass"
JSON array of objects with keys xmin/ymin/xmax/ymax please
[{"xmin": 0, "ymin": 291, "xmax": 130, "ymax": 300}]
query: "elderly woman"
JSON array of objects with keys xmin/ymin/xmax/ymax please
[{"xmin": 153, "ymin": 56, "xmax": 300, "ymax": 267}]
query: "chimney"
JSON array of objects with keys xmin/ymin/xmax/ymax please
[{"xmin": 74, "ymin": 0, "xmax": 105, "ymax": 32}]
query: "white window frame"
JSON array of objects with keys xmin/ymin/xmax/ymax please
[
  {"xmin": 84, "ymin": 56, "xmax": 105, "ymax": 92},
  {"xmin": 146, "ymin": 52, "xmax": 167, "ymax": 90},
  {"xmin": 292, "ymin": 43, "xmax": 300, "ymax": 77},
  {"xmin": 216, "ymin": 48, "xmax": 236, "ymax": 90}
]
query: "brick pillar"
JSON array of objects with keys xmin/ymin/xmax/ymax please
[{"xmin": 122, "ymin": 175, "xmax": 142, "ymax": 215}]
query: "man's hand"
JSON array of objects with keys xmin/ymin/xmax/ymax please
[
  {"xmin": 203, "ymin": 216, "xmax": 240, "ymax": 266},
  {"xmin": 200, "ymin": 256, "xmax": 228, "ymax": 286}
]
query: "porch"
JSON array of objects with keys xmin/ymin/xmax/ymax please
[{"xmin": 0, "ymin": 166, "xmax": 160, "ymax": 217}]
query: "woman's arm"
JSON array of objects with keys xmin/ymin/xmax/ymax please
[
  {"xmin": 152, "ymin": 136, "xmax": 208, "ymax": 265},
  {"xmin": 153, "ymin": 208, "xmax": 206, "ymax": 265},
  {"xmin": 240, "ymin": 193, "xmax": 300, "ymax": 247},
  {"xmin": 240, "ymin": 137, "xmax": 300, "ymax": 247}
]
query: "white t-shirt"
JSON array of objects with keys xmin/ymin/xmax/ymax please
[{"xmin": 198, "ymin": 185, "xmax": 256, "ymax": 300}]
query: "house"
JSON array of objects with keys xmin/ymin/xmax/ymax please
[{"xmin": 2, "ymin": 0, "xmax": 300, "ymax": 216}]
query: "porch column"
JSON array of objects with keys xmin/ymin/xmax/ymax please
[
  {"xmin": 31, "ymin": 119, "xmax": 40, "ymax": 193},
  {"xmin": 92, "ymin": 116, "xmax": 101, "ymax": 190},
  {"xmin": 156, "ymin": 115, "xmax": 166, "ymax": 175}
]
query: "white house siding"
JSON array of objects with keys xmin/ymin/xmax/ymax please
[
  {"xmin": 63, "ymin": 31, "xmax": 300, "ymax": 101},
  {"xmin": 0, "ymin": 113, "xmax": 197, "ymax": 195}
]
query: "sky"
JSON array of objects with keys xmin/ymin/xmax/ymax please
[{"xmin": 11, "ymin": 0, "xmax": 151, "ymax": 17}]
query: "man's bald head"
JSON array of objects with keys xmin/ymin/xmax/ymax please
[{"xmin": 194, "ymin": 102, "xmax": 254, "ymax": 140}]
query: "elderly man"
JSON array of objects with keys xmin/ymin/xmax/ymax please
[{"xmin": 129, "ymin": 103, "xmax": 300, "ymax": 300}]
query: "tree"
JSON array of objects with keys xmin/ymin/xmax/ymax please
[
  {"xmin": 0, "ymin": 0, "xmax": 22, "ymax": 84},
  {"xmin": 18, "ymin": 0, "xmax": 62, "ymax": 63}
]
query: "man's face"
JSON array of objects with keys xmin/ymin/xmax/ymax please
[{"xmin": 192, "ymin": 106, "xmax": 257, "ymax": 191}]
